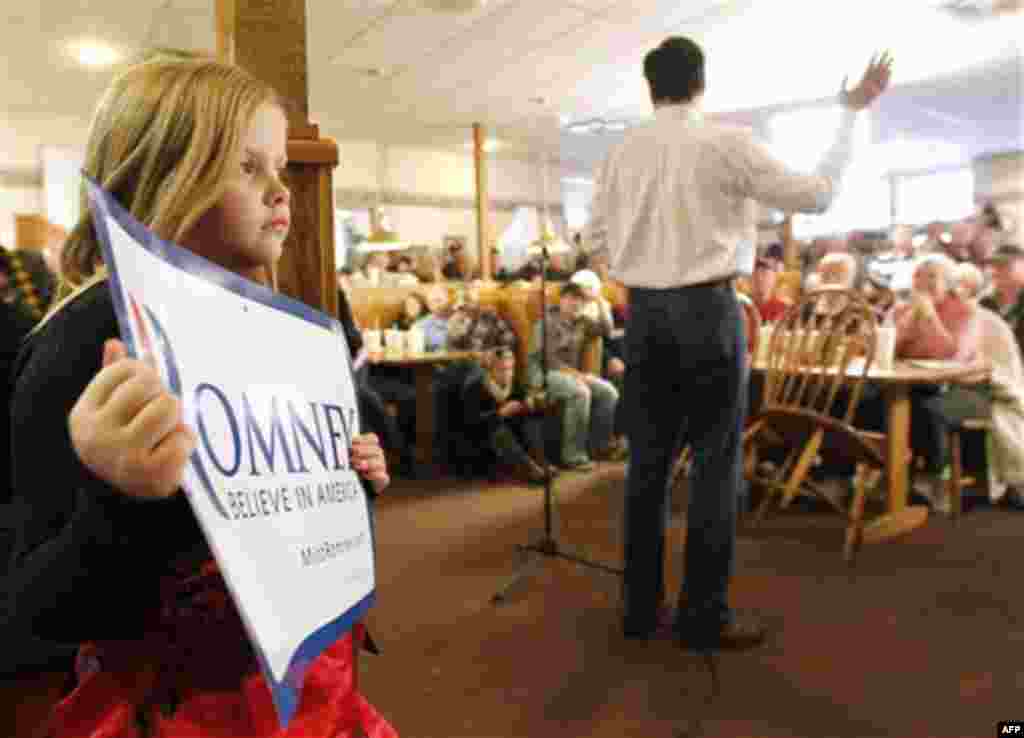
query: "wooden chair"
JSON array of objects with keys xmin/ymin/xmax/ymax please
[
  {"xmin": 948, "ymin": 417, "xmax": 992, "ymax": 523},
  {"xmin": 744, "ymin": 288, "xmax": 927, "ymax": 562}
]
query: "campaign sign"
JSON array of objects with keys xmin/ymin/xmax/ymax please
[{"xmin": 85, "ymin": 178, "xmax": 375, "ymax": 728}]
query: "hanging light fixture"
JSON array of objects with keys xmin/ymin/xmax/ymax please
[{"xmin": 361, "ymin": 143, "xmax": 406, "ymax": 252}]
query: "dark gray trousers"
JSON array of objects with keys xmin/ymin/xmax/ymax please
[{"xmin": 622, "ymin": 281, "xmax": 747, "ymax": 637}]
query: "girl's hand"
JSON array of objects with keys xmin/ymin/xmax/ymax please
[
  {"xmin": 350, "ymin": 433, "xmax": 390, "ymax": 494},
  {"xmin": 69, "ymin": 339, "xmax": 196, "ymax": 500}
]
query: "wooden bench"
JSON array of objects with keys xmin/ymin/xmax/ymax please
[{"xmin": 345, "ymin": 280, "xmax": 629, "ymax": 377}]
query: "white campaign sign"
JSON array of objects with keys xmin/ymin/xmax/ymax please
[{"xmin": 87, "ymin": 180, "xmax": 374, "ymax": 728}]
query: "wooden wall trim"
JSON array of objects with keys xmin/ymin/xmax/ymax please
[
  {"xmin": 288, "ymin": 137, "xmax": 339, "ymax": 166},
  {"xmin": 334, "ymin": 187, "xmax": 566, "ymax": 215},
  {"xmin": 0, "ymin": 167, "xmax": 42, "ymax": 188}
]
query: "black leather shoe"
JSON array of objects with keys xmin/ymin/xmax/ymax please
[{"xmin": 677, "ymin": 612, "xmax": 768, "ymax": 652}]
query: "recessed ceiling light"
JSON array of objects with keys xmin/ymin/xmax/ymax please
[
  {"xmin": 463, "ymin": 138, "xmax": 502, "ymax": 153},
  {"xmin": 67, "ymin": 39, "xmax": 121, "ymax": 68}
]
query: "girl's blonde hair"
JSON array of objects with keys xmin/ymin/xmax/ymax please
[{"xmin": 39, "ymin": 48, "xmax": 282, "ymax": 328}]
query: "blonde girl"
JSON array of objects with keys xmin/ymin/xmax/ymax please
[{"xmin": 5, "ymin": 51, "xmax": 395, "ymax": 737}]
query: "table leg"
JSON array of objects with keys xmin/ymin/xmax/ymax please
[
  {"xmin": 413, "ymin": 364, "xmax": 435, "ymax": 467},
  {"xmin": 884, "ymin": 385, "xmax": 911, "ymax": 512}
]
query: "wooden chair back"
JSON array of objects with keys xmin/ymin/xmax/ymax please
[{"xmin": 762, "ymin": 288, "xmax": 877, "ymax": 425}]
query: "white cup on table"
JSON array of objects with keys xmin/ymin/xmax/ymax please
[
  {"xmin": 384, "ymin": 329, "xmax": 405, "ymax": 356},
  {"xmin": 405, "ymin": 327, "xmax": 425, "ymax": 355},
  {"xmin": 364, "ymin": 329, "xmax": 382, "ymax": 357},
  {"xmin": 875, "ymin": 324, "xmax": 896, "ymax": 370}
]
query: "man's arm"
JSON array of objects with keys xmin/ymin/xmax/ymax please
[{"xmin": 729, "ymin": 53, "xmax": 893, "ymax": 214}]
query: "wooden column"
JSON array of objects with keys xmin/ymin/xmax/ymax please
[
  {"xmin": 216, "ymin": 0, "xmax": 337, "ymax": 318},
  {"xmin": 14, "ymin": 214, "xmax": 48, "ymax": 251},
  {"xmin": 472, "ymin": 123, "xmax": 492, "ymax": 280}
]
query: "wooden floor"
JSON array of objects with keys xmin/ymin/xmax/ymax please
[{"xmin": 361, "ymin": 462, "xmax": 1024, "ymax": 738}]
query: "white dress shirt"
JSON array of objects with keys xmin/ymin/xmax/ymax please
[{"xmin": 585, "ymin": 100, "xmax": 860, "ymax": 289}]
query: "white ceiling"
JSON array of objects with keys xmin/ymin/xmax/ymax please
[{"xmin": 1, "ymin": 0, "xmax": 1021, "ymax": 174}]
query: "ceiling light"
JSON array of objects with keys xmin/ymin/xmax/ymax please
[
  {"xmin": 564, "ymin": 119, "xmax": 629, "ymax": 135},
  {"xmin": 67, "ymin": 39, "xmax": 120, "ymax": 68},
  {"xmin": 463, "ymin": 138, "xmax": 502, "ymax": 153}
]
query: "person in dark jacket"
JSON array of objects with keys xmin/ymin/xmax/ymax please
[{"xmin": 460, "ymin": 348, "xmax": 556, "ymax": 484}]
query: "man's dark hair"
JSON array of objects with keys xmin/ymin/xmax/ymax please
[
  {"xmin": 643, "ymin": 36, "xmax": 705, "ymax": 104},
  {"xmin": 560, "ymin": 282, "xmax": 587, "ymax": 300}
]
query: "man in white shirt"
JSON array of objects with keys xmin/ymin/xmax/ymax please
[{"xmin": 585, "ymin": 36, "xmax": 891, "ymax": 651}]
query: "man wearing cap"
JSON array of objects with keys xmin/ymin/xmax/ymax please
[
  {"xmin": 982, "ymin": 244, "xmax": 1024, "ymax": 357},
  {"xmin": 584, "ymin": 34, "xmax": 892, "ymax": 651}
]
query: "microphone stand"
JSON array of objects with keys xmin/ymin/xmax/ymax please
[{"xmin": 492, "ymin": 240, "xmax": 623, "ymax": 605}]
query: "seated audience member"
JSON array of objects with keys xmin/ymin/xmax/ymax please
[
  {"xmin": 337, "ymin": 266, "xmax": 355, "ymax": 294},
  {"xmin": 981, "ymin": 244, "xmax": 1024, "ymax": 322},
  {"xmin": 528, "ymin": 282, "xmax": 623, "ymax": 470},
  {"xmin": 955, "ymin": 261, "xmax": 987, "ymax": 303},
  {"xmin": 570, "ymin": 268, "xmax": 625, "ymax": 377},
  {"xmin": 893, "ymin": 254, "xmax": 982, "ymax": 362},
  {"xmin": 750, "ymin": 254, "xmax": 789, "ymax": 323},
  {"xmin": 1, "ymin": 299, "xmax": 37, "ymax": 506},
  {"xmin": 352, "ymin": 251, "xmax": 392, "ymax": 285},
  {"xmin": 415, "ymin": 250, "xmax": 442, "ymax": 283},
  {"xmin": 970, "ymin": 202, "xmax": 1004, "ymax": 264},
  {"xmin": 515, "ymin": 257, "xmax": 543, "ymax": 283},
  {"xmin": 587, "ymin": 249, "xmax": 611, "ymax": 283},
  {"xmin": 862, "ymin": 273, "xmax": 896, "ymax": 323},
  {"xmin": 569, "ymin": 269, "xmax": 614, "ymax": 323},
  {"xmin": 441, "ymin": 239, "xmax": 478, "ymax": 281},
  {"xmin": 544, "ymin": 250, "xmax": 575, "ymax": 281},
  {"xmin": 804, "ymin": 252, "xmax": 858, "ymax": 326},
  {"xmin": 414, "ymin": 284, "xmax": 452, "ymax": 351},
  {"xmin": 571, "ymin": 268, "xmax": 627, "ymax": 436},
  {"xmin": 393, "ymin": 254, "xmax": 419, "ymax": 280},
  {"xmin": 815, "ymin": 251, "xmax": 858, "ymax": 290},
  {"xmin": 864, "ymin": 254, "xmax": 993, "ymax": 511},
  {"xmin": 867, "ymin": 227, "xmax": 918, "ymax": 293},
  {"xmin": 921, "ymin": 221, "xmax": 949, "ymax": 254},
  {"xmin": 459, "ymin": 348, "xmax": 557, "ymax": 484},
  {"xmin": 392, "ymin": 292, "xmax": 429, "ymax": 331},
  {"xmin": 447, "ymin": 282, "xmax": 518, "ymax": 353},
  {"xmin": 944, "ymin": 219, "xmax": 974, "ymax": 263},
  {"xmin": 336, "ymin": 285, "xmax": 416, "ymax": 476},
  {"xmin": 0, "ymin": 247, "xmax": 56, "ymax": 321}
]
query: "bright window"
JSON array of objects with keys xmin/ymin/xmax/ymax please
[{"xmin": 893, "ymin": 168, "xmax": 975, "ymax": 226}]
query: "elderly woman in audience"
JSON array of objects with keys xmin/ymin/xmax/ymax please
[
  {"xmin": 879, "ymin": 253, "xmax": 1024, "ymax": 511},
  {"xmin": 815, "ymin": 251, "xmax": 859, "ymax": 290},
  {"xmin": 954, "ymin": 261, "xmax": 987, "ymax": 303}
]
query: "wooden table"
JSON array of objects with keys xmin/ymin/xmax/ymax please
[
  {"xmin": 751, "ymin": 360, "xmax": 990, "ymax": 513},
  {"xmin": 370, "ymin": 350, "xmax": 479, "ymax": 467}
]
